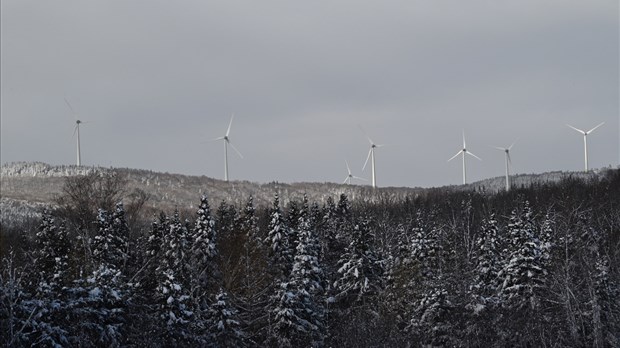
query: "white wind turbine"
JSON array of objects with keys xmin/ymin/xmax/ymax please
[
  {"xmin": 493, "ymin": 140, "xmax": 517, "ymax": 191},
  {"xmin": 448, "ymin": 131, "xmax": 481, "ymax": 185},
  {"xmin": 212, "ymin": 114, "xmax": 243, "ymax": 182},
  {"xmin": 360, "ymin": 127, "xmax": 385, "ymax": 189},
  {"xmin": 64, "ymin": 98, "xmax": 86, "ymax": 166},
  {"xmin": 566, "ymin": 122, "xmax": 604, "ymax": 172},
  {"xmin": 343, "ymin": 160, "xmax": 367, "ymax": 185}
]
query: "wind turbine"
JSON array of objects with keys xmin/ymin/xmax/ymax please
[
  {"xmin": 343, "ymin": 160, "xmax": 367, "ymax": 185},
  {"xmin": 360, "ymin": 127, "xmax": 384, "ymax": 189},
  {"xmin": 213, "ymin": 114, "xmax": 243, "ymax": 182},
  {"xmin": 448, "ymin": 131, "xmax": 481, "ymax": 185},
  {"xmin": 64, "ymin": 98, "xmax": 85, "ymax": 166},
  {"xmin": 566, "ymin": 122, "xmax": 604, "ymax": 172},
  {"xmin": 493, "ymin": 140, "xmax": 517, "ymax": 191}
]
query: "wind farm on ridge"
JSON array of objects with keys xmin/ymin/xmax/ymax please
[{"xmin": 61, "ymin": 97, "xmax": 608, "ymax": 192}]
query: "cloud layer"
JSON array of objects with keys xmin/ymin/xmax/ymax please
[{"xmin": 2, "ymin": 0, "xmax": 618, "ymax": 187}]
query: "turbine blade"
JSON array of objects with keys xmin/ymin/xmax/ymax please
[
  {"xmin": 64, "ymin": 97, "xmax": 76, "ymax": 116},
  {"xmin": 587, "ymin": 122, "xmax": 605, "ymax": 134},
  {"xmin": 566, "ymin": 124, "xmax": 586, "ymax": 135},
  {"xmin": 375, "ymin": 144, "xmax": 387, "ymax": 148},
  {"xmin": 353, "ymin": 176, "xmax": 368, "ymax": 181},
  {"xmin": 507, "ymin": 152, "xmax": 512, "ymax": 165},
  {"xmin": 447, "ymin": 150, "xmax": 462, "ymax": 162},
  {"xmin": 73, "ymin": 124, "xmax": 78, "ymax": 137},
  {"xmin": 345, "ymin": 160, "xmax": 352, "ymax": 175},
  {"xmin": 210, "ymin": 136, "xmax": 226, "ymax": 142},
  {"xmin": 462, "ymin": 130, "xmax": 467, "ymax": 148},
  {"xmin": 226, "ymin": 113, "xmax": 234, "ymax": 137},
  {"xmin": 362, "ymin": 148, "xmax": 372, "ymax": 171},
  {"xmin": 228, "ymin": 140, "xmax": 244, "ymax": 159},
  {"xmin": 467, "ymin": 151, "xmax": 482, "ymax": 161},
  {"xmin": 343, "ymin": 176, "xmax": 350, "ymax": 184},
  {"xmin": 508, "ymin": 139, "xmax": 518, "ymax": 150},
  {"xmin": 358, "ymin": 125, "xmax": 375, "ymax": 145},
  {"xmin": 493, "ymin": 146, "xmax": 506, "ymax": 151}
]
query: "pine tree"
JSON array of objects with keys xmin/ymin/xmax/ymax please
[
  {"xmin": 206, "ymin": 289, "xmax": 248, "ymax": 348},
  {"xmin": 499, "ymin": 201, "xmax": 546, "ymax": 310},
  {"xmin": 155, "ymin": 210, "xmax": 195, "ymax": 345},
  {"xmin": 92, "ymin": 204, "xmax": 129, "ymax": 272},
  {"xmin": 140, "ymin": 212, "xmax": 168, "ymax": 293},
  {"xmin": 287, "ymin": 200, "xmax": 301, "ymax": 252},
  {"xmin": 265, "ymin": 193, "xmax": 292, "ymax": 281},
  {"xmin": 34, "ymin": 211, "xmax": 71, "ymax": 293},
  {"xmin": 470, "ymin": 212, "xmax": 502, "ymax": 305},
  {"xmin": 191, "ymin": 195, "xmax": 218, "ymax": 293},
  {"xmin": 1, "ymin": 250, "xmax": 69, "ymax": 347},
  {"xmin": 289, "ymin": 207, "xmax": 325, "ymax": 346},
  {"xmin": 407, "ymin": 211, "xmax": 457, "ymax": 346},
  {"xmin": 334, "ymin": 216, "xmax": 384, "ymax": 304},
  {"xmin": 592, "ymin": 256, "xmax": 620, "ymax": 347},
  {"xmin": 63, "ymin": 204, "xmax": 131, "ymax": 348},
  {"xmin": 271, "ymin": 204, "xmax": 325, "ymax": 347}
]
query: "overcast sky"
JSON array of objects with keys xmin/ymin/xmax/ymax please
[{"xmin": 1, "ymin": 0, "xmax": 618, "ymax": 188}]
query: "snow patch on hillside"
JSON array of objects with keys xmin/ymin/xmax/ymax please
[
  {"xmin": 1, "ymin": 162, "xmax": 105, "ymax": 178},
  {"xmin": 0, "ymin": 198, "xmax": 52, "ymax": 229}
]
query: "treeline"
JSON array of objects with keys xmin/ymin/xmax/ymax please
[{"xmin": 1, "ymin": 170, "xmax": 619, "ymax": 347}]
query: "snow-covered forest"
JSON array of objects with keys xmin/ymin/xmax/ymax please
[{"xmin": 1, "ymin": 169, "xmax": 619, "ymax": 347}]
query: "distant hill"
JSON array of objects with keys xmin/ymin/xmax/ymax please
[{"xmin": 1, "ymin": 161, "xmax": 615, "ymax": 227}]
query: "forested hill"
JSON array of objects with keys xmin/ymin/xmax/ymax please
[
  {"xmin": 1, "ymin": 162, "xmax": 619, "ymax": 346},
  {"xmin": 1, "ymin": 161, "xmax": 612, "ymax": 213}
]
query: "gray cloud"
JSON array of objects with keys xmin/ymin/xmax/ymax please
[{"xmin": 1, "ymin": 0, "xmax": 618, "ymax": 187}]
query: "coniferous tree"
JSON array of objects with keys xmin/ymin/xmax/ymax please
[
  {"xmin": 271, "ymin": 202, "xmax": 325, "ymax": 347},
  {"xmin": 333, "ymin": 216, "xmax": 384, "ymax": 304},
  {"xmin": 155, "ymin": 210, "xmax": 195, "ymax": 345},
  {"xmin": 92, "ymin": 204, "xmax": 129, "ymax": 272},
  {"xmin": 1, "ymin": 251, "xmax": 68, "ymax": 347},
  {"xmin": 206, "ymin": 289, "xmax": 248, "ymax": 348},
  {"xmin": 34, "ymin": 212, "xmax": 71, "ymax": 293},
  {"xmin": 265, "ymin": 193, "xmax": 292, "ymax": 281},
  {"xmin": 592, "ymin": 256, "xmax": 620, "ymax": 347},
  {"xmin": 499, "ymin": 201, "xmax": 546, "ymax": 310},
  {"xmin": 470, "ymin": 212, "xmax": 502, "ymax": 305},
  {"xmin": 465, "ymin": 212, "xmax": 503, "ymax": 345},
  {"xmin": 64, "ymin": 204, "xmax": 130, "ymax": 348},
  {"xmin": 191, "ymin": 195, "xmax": 218, "ymax": 294},
  {"xmin": 408, "ymin": 210, "xmax": 457, "ymax": 346},
  {"xmin": 497, "ymin": 201, "xmax": 548, "ymax": 346}
]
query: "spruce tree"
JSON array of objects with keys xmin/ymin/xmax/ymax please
[
  {"xmin": 155, "ymin": 210, "xmax": 195, "ymax": 345},
  {"xmin": 499, "ymin": 201, "xmax": 546, "ymax": 310},
  {"xmin": 191, "ymin": 195, "xmax": 218, "ymax": 293},
  {"xmin": 206, "ymin": 289, "xmax": 248, "ymax": 348},
  {"xmin": 265, "ymin": 193, "xmax": 292, "ymax": 281},
  {"xmin": 34, "ymin": 212, "xmax": 71, "ymax": 293},
  {"xmin": 471, "ymin": 212, "xmax": 502, "ymax": 305},
  {"xmin": 334, "ymin": 216, "xmax": 384, "ymax": 304},
  {"xmin": 271, "ymin": 203, "xmax": 325, "ymax": 347}
]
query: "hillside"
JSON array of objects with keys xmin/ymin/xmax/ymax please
[
  {"xmin": 0, "ymin": 161, "xmax": 614, "ymax": 227},
  {"xmin": 2, "ymin": 161, "xmax": 619, "ymax": 347}
]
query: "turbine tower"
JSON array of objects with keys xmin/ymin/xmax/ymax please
[
  {"xmin": 493, "ymin": 141, "xmax": 516, "ymax": 191},
  {"xmin": 360, "ymin": 127, "xmax": 384, "ymax": 189},
  {"xmin": 343, "ymin": 160, "xmax": 367, "ymax": 185},
  {"xmin": 566, "ymin": 122, "xmax": 604, "ymax": 172},
  {"xmin": 64, "ymin": 98, "xmax": 84, "ymax": 166},
  {"xmin": 448, "ymin": 131, "xmax": 481, "ymax": 185},
  {"xmin": 213, "ymin": 114, "xmax": 243, "ymax": 182}
]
